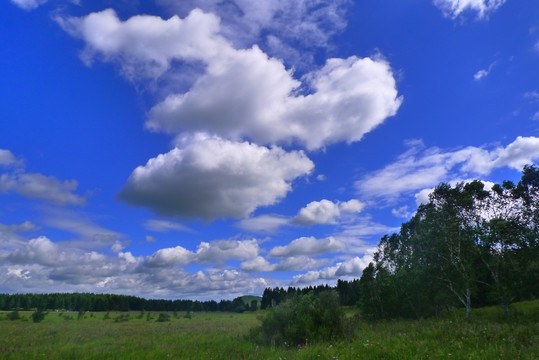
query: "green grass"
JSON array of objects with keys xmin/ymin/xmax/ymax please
[{"xmin": 0, "ymin": 300, "xmax": 537, "ymax": 359}]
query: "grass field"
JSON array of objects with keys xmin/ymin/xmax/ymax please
[{"xmin": 0, "ymin": 301, "xmax": 537, "ymax": 359}]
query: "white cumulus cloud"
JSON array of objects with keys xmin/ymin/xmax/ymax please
[
  {"xmin": 294, "ymin": 199, "xmax": 365, "ymax": 225},
  {"xmin": 148, "ymin": 54, "xmax": 402, "ymax": 150},
  {"xmin": 143, "ymin": 246, "xmax": 194, "ymax": 268},
  {"xmin": 118, "ymin": 134, "xmax": 314, "ymax": 220},
  {"xmin": 59, "ymin": 10, "xmax": 401, "ymax": 150},
  {"xmin": 268, "ymin": 236, "xmax": 347, "ymax": 258},
  {"xmin": 56, "ymin": 8, "xmax": 228, "ymax": 79}
]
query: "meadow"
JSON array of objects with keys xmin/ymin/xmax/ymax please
[{"xmin": 0, "ymin": 301, "xmax": 537, "ymax": 359}]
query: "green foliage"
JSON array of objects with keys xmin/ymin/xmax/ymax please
[
  {"xmin": 361, "ymin": 167, "xmax": 539, "ymax": 320},
  {"xmin": 156, "ymin": 313, "xmax": 170, "ymax": 322},
  {"xmin": 7, "ymin": 310, "xmax": 20, "ymax": 321},
  {"xmin": 254, "ymin": 290, "xmax": 346, "ymax": 346},
  {"xmin": 113, "ymin": 313, "xmax": 130, "ymax": 323},
  {"xmin": 0, "ymin": 292, "xmax": 263, "ymax": 313},
  {"xmin": 31, "ymin": 309, "xmax": 46, "ymax": 323}
]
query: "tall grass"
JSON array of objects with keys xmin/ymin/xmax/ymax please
[{"xmin": 0, "ymin": 300, "xmax": 537, "ymax": 359}]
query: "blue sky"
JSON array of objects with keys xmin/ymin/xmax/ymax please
[{"xmin": 1, "ymin": 0, "xmax": 539, "ymax": 300}]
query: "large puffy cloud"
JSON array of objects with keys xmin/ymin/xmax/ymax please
[
  {"xmin": 489, "ymin": 136, "xmax": 539, "ymax": 170},
  {"xmin": 56, "ymin": 8, "xmax": 229, "ymax": 79},
  {"xmin": 118, "ymin": 134, "xmax": 313, "ymax": 220},
  {"xmin": 148, "ymin": 54, "xmax": 402, "ymax": 150},
  {"xmin": 357, "ymin": 136, "xmax": 539, "ymax": 203},
  {"xmin": 268, "ymin": 236, "xmax": 346, "ymax": 258},
  {"xmin": 7, "ymin": 236, "xmax": 72, "ymax": 266},
  {"xmin": 434, "ymin": 0, "xmax": 506, "ymax": 19},
  {"xmin": 294, "ymin": 199, "xmax": 365, "ymax": 225},
  {"xmin": 4, "ymin": 236, "xmax": 118, "ymax": 279},
  {"xmin": 60, "ymin": 10, "xmax": 401, "ymax": 150},
  {"xmin": 238, "ymin": 199, "xmax": 365, "ymax": 232},
  {"xmin": 143, "ymin": 246, "xmax": 193, "ymax": 268}
]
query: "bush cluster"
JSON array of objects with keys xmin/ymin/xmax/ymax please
[
  {"xmin": 252, "ymin": 290, "xmax": 346, "ymax": 346},
  {"xmin": 31, "ymin": 309, "xmax": 46, "ymax": 323},
  {"xmin": 156, "ymin": 313, "xmax": 170, "ymax": 322}
]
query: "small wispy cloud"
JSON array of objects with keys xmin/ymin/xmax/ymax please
[
  {"xmin": 473, "ymin": 62, "xmax": 495, "ymax": 81},
  {"xmin": 434, "ymin": 0, "xmax": 506, "ymax": 20},
  {"xmin": 144, "ymin": 219, "xmax": 192, "ymax": 233},
  {"xmin": 10, "ymin": 0, "xmax": 47, "ymax": 11}
]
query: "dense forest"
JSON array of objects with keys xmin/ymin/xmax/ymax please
[
  {"xmin": 358, "ymin": 165, "xmax": 539, "ymax": 319},
  {"xmin": 0, "ymin": 292, "xmax": 254, "ymax": 313},
  {"xmin": 0, "ymin": 281, "xmax": 359, "ymax": 313},
  {"xmin": 1, "ymin": 167, "xmax": 537, "ymax": 320}
]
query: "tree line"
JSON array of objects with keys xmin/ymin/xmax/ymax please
[
  {"xmin": 0, "ymin": 292, "xmax": 254, "ymax": 313},
  {"xmin": 0, "ymin": 279, "xmax": 362, "ymax": 313},
  {"xmin": 260, "ymin": 279, "xmax": 361, "ymax": 309},
  {"xmin": 358, "ymin": 165, "xmax": 539, "ymax": 319}
]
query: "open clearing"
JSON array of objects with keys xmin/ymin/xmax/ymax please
[{"xmin": 0, "ymin": 301, "xmax": 537, "ymax": 359}]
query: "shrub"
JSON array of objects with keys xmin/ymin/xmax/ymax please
[
  {"xmin": 156, "ymin": 313, "xmax": 170, "ymax": 322},
  {"xmin": 7, "ymin": 310, "xmax": 20, "ymax": 321},
  {"xmin": 113, "ymin": 314, "xmax": 130, "ymax": 323},
  {"xmin": 31, "ymin": 309, "xmax": 46, "ymax": 323},
  {"xmin": 253, "ymin": 290, "xmax": 347, "ymax": 346}
]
